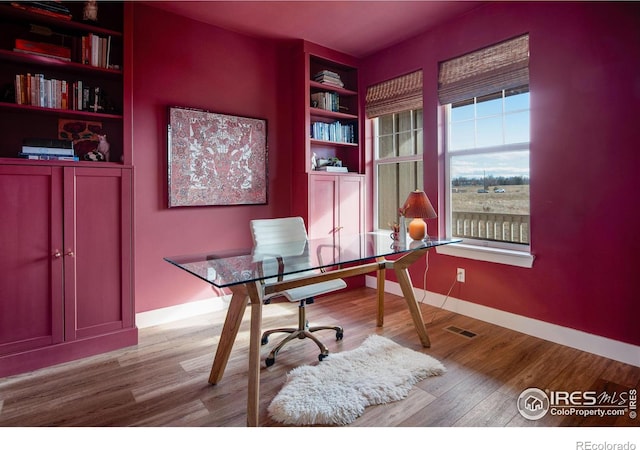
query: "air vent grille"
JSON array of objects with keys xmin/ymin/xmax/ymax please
[{"xmin": 445, "ymin": 325, "xmax": 478, "ymax": 339}]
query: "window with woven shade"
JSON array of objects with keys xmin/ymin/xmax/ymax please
[
  {"xmin": 369, "ymin": 71, "xmax": 424, "ymax": 231},
  {"xmin": 438, "ymin": 34, "xmax": 529, "ymax": 106},
  {"xmin": 366, "ymin": 70, "xmax": 423, "ymax": 118},
  {"xmin": 438, "ymin": 34, "xmax": 534, "ymax": 268}
]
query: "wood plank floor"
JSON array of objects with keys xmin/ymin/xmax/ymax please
[{"xmin": 0, "ymin": 287, "xmax": 638, "ymax": 427}]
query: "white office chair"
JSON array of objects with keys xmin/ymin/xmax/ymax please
[{"xmin": 250, "ymin": 217, "xmax": 347, "ymax": 367}]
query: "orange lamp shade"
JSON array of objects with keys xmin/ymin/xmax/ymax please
[{"xmin": 408, "ymin": 218, "xmax": 427, "ymax": 240}]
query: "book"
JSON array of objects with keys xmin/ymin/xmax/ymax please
[
  {"xmin": 15, "ymin": 39, "xmax": 71, "ymax": 60},
  {"xmin": 11, "ymin": 2, "xmax": 72, "ymax": 20},
  {"xmin": 22, "ymin": 146, "xmax": 75, "ymax": 156},
  {"xmin": 23, "ymin": 138, "xmax": 73, "ymax": 149},
  {"xmin": 316, "ymin": 166, "xmax": 348, "ymax": 173},
  {"xmin": 19, "ymin": 153, "xmax": 79, "ymax": 161}
]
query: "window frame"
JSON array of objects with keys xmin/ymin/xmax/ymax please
[
  {"xmin": 437, "ymin": 89, "xmax": 534, "ymax": 268},
  {"xmin": 372, "ymin": 108, "xmax": 424, "ymax": 232}
]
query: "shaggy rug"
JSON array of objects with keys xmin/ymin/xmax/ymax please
[{"xmin": 267, "ymin": 334, "xmax": 446, "ymax": 426}]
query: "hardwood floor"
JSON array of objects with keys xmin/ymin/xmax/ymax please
[{"xmin": 0, "ymin": 287, "xmax": 638, "ymax": 427}]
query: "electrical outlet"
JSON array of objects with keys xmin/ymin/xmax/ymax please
[{"xmin": 456, "ymin": 268, "xmax": 465, "ymax": 283}]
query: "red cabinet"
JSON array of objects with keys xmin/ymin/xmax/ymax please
[{"xmin": 0, "ymin": 164, "xmax": 136, "ymax": 377}]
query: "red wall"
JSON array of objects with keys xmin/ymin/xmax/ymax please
[
  {"xmin": 131, "ymin": 2, "xmax": 639, "ymax": 347},
  {"xmin": 361, "ymin": 2, "xmax": 640, "ymax": 346},
  {"xmin": 131, "ymin": 5, "xmax": 293, "ymax": 312}
]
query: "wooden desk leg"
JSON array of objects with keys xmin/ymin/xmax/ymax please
[
  {"xmin": 392, "ymin": 248, "xmax": 431, "ymax": 348},
  {"xmin": 245, "ymin": 281, "xmax": 263, "ymax": 427},
  {"xmin": 208, "ymin": 284, "xmax": 249, "ymax": 384},
  {"xmin": 376, "ymin": 256, "xmax": 386, "ymax": 327}
]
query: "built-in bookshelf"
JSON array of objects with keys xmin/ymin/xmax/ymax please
[
  {"xmin": 0, "ymin": 1, "xmax": 126, "ymax": 163},
  {"xmin": 0, "ymin": 2, "xmax": 136, "ymax": 378},
  {"xmin": 308, "ymin": 55, "xmax": 361, "ymax": 173},
  {"xmin": 291, "ymin": 40, "xmax": 365, "ymax": 240}
]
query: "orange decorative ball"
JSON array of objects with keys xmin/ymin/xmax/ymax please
[{"xmin": 408, "ymin": 218, "xmax": 427, "ymax": 240}]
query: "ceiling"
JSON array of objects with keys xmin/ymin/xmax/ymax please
[{"xmin": 145, "ymin": 1, "xmax": 484, "ymax": 58}]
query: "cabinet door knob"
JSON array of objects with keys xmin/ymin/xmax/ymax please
[
  {"xmin": 53, "ymin": 250, "xmax": 62, "ymax": 258},
  {"xmin": 65, "ymin": 250, "xmax": 74, "ymax": 257}
]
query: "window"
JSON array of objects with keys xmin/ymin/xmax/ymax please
[
  {"xmin": 446, "ymin": 86, "xmax": 530, "ymax": 247},
  {"xmin": 366, "ymin": 70, "xmax": 424, "ymax": 231},
  {"xmin": 374, "ymin": 109, "xmax": 424, "ymax": 230},
  {"xmin": 437, "ymin": 34, "xmax": 534, "ymax": 267}
]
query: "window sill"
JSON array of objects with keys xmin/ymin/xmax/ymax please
[{"xmin": 436, "ymin": 242, "xmax": 534, "ymax": 268}]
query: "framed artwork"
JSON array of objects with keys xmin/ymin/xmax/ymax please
[{"xmin": 167, "ymin": 106, "xmax": 268, "ymax": 207}]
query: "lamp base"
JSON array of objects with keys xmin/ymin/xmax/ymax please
[{"xmin": 408, "ymin": 218, "xmax": 427, "ymax": 241}]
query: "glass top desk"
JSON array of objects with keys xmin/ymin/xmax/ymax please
[{"xmin": 165, "ymin": 232, "xmax": 460, "ymax": 426}]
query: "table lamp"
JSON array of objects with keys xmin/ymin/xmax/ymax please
[{"xmin": 402, "ymin": 190, "xmax": 437, "ymax": 241}]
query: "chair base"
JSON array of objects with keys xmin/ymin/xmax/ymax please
[{"xmin": 261, "ymin": 299, "xmax": 343, "ymax": 367}]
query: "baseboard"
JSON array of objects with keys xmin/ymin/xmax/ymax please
[
  {"xmin": 365, "ymin": 276, "xmax": 640, "ymax": 368},
  {"xmin": 136, "ymin": 295, "xmax": 231, "ymax": 329}
]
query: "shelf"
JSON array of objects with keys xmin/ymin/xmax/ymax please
[
  {"xmin": 0, "ymin": 157, "xmax": 128, "ymax": 168},
  {"xmin": 0, "ymin": 101, "xmax": 122, "ymax": 120},
  {"xmin": 310, "ymin": 139, "xmax": 359, "ymax": 148},
  {"xmin": 0, "ymin": 4, "xmax": 123, "ymax": 37},
  {"xmin": 0, "ymin": 49, "xmax": 122, "ymax": 77},
  {"xmin": 309, "ymin": 80, "xmax": 357, "ymax": 96},
  {"xmin": 310, "ymin": 107, "xmax": 357, "ymax": 121}
]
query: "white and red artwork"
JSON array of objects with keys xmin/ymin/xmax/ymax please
[{"xmin": 168, "ymin": 106, "xmax": 268, "ymax": 207}]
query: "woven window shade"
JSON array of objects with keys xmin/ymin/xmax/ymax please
[
  {"xmin": 365, "ymin": 70, "xmax": 423, "ymax": 118},
  {"xmin": 438, "ymin": 34, "xmax": 529, "ymax": 105}
]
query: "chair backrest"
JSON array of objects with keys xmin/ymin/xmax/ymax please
[{"xmin": 250, "ymin": 217, "xmax": 308, "ymax": 247}]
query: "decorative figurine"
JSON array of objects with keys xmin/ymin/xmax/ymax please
[
  {"xmin": 96, "ymin": 134, "xmax": 110, "ymax": 161},
  {"xmin": 83, "ymin": 1, "xmax": 98, "ymax": 22}
]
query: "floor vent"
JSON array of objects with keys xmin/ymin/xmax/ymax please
[{"xmin": 444, "ymin": 325, "xmax": 478, "ymax": 339}]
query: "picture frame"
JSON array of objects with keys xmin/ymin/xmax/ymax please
[{"xmin": 167, "ymin": 106, "xmax": 268, "ymax": 207}]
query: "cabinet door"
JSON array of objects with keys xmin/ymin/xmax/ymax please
[
  {"xmin": 307, "ymin": 175, "xmax": 338, "ymax": 239},
  {"xmin": 0, "ymin": 165, "xmax": 64, "ymax": 356},
  {"xmin": 308, "ymin": 174, "xmax": 365, "ymax": 238},
  {"xmin": 337, "ymin": 175, "xmax": 364, "ymax": 236},
  {"xmin": 63, "ymin": 167, "xmax": 133, "ymax": 340}
]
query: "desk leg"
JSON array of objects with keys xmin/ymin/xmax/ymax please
[
  {"xmin": 376, "ymin": 256, "xmax": 386, "ymax": 327},
  {"xmin": 392, "ymin": 248, "xmax": 431, "ymax": 348},
  {"xmin": 245, "ymin": 281, "xmax": 263, "ymax": 427},
  {"xmin": 208, "ymin": 285, "xmax": 250, "ymax": 384}
]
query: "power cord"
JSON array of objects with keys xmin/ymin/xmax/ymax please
[{"xmin": 418, "ymin": 251, "xmax": 458, "ymax": 324}]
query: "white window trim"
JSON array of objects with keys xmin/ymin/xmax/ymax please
[
  {"xmin": 442, "ymin": 96, "xmax": 534, "ymax": 268},
  {"xmin": 436, "ymin": 242, "xmax": 534, "ymax": 268}
]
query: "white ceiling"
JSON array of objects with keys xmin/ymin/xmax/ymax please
[{"xmin": 145, "ymin": 1, "xmax": 484, "ymax": 58}]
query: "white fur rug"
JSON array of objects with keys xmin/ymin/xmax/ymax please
[{"xmin": 267, "ymin": 334, "xmax": 446, "ymax": 426}]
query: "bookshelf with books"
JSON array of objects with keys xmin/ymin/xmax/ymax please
[
  {"xmin": 0, "ymin": 1, "xmax": 129, "ymax": 164},
  {"xmin": 292, "ymin": 40, "xmax": 365, "ymax": 241},
  {"xmin": 0, "ymin": 2, "xmax": 136, "ymax": 378}
]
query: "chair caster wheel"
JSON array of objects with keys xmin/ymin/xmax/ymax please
[
  {"xmin": 318, "ymin": 353, "xmax": 328, "ymax": 362},
  {"xmin": 265, "ymin": 356, "xmax": 275, "ymax": 367},
  {"xmin": 336, "ymin": 331, "xmax": 344, "ymax": 340},
  {"xmin": 261, "ymin": 335, "xmax": 269, "ymax": 345}
]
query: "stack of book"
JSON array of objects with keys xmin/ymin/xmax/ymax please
[
  {"xmin": 20, "ymin": 138, "xmax": 78, "ymax": 161},
  {"xmin": 311, "ymin": 91, "xmax": 340, "ymax": 112},
  {"xmin": 10, "ymin": 2, "xmax": 72, "ymax": 20},
  {"xmin": 311, "ymin": 121, "xmax": 356, "ymax": 144},
  {"xmin": 14, "ymin": 39, "xmax": 71, "ymax": 61},
  {"xmin": 313, "ymin": 70, "xmax": 344, "ymax": 88}
]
